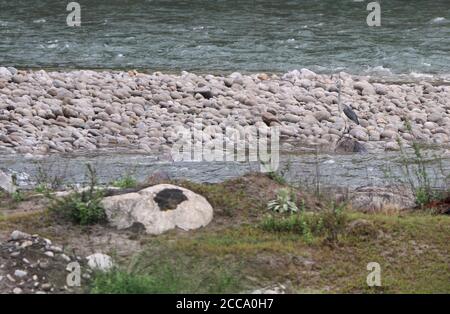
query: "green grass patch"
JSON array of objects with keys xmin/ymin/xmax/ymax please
[
  {"xmin": 91, "ymin": 241, "xmax": 243, "ymax": 294},
  {"xmin": 132, "ymin": 212, "xmax": 449, "ymax": 293},
  {"xmin": 111, "ymin": 175, "xmax": 138, "ymax": 189}
]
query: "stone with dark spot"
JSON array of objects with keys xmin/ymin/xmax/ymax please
[
  {"xmin": 154, "ymin": 188, "xmax": 188, "ymax": 211},
  {"xmin": 102, "ymin": 184, "xmax": 213, "ymax": 235}
]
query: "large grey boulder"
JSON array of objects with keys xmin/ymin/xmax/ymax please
[
  {"xmin": 350, "ymin": 186, "xmax": 415, "ymax": 212},
  {"xmin": 102, "ymin": 184, "xmax": 213, "ymax": 235}
]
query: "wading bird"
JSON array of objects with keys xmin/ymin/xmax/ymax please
[{"xmin": 337, "ymin": 80, "xmax": 359, "ymax": 134}]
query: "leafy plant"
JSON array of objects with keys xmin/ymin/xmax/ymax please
[
  {"xmin": 260, "ymin": 213, "xmax": 310, "ymax": 242},
  {"xmin": 33, "ymin": 160, "xmax": 67, "ymax": 190},
  {"xmin": 11, "ymin": 190, "xmax": 24, "ymax": 203},
  {"xmin": 35, "ymin": 184, "xmax": 51, "ymax": 194},
  {"xmin": 267, "ymin": 188, "xmax": 298, "ymax": 213},
  {"xmin": 48, "ymin": 164, "xmax": 105, "ymax": 225},
  {"xmin": 267, "ymin": 171, "xmax": 286, "ymax": 185},
  {"xmin": 396, "ymin": 120, "xmax": 447, "ymax": 208},
  {"xmin": 111, "ymin": 174, "xmax": 138, "ymax": 189},
  {"xmin": 319, "ymin": 201, "xmax": 347, "ymax": 243}
]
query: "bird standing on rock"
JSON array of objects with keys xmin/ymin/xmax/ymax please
[
  {"xmin": 337, "ymin": 80, "xmax": 360, "ymax": 134},
  {"xmin": 335, "ymin": 79, "xmax": 367, "ymax": 153}
]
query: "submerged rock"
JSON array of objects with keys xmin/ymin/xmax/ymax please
[
  {"xmin": 335, "ymin": 137, "xmax": 367, "ymax": 153},
  {"xmin": 101, "ymin": 184, "xmax": 213, "ymax": 235}
]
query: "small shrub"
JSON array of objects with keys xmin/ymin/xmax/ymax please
[
  {"xmin": 267, "ymin": 171, "xmax": 286, "ymax": 185},
  {"xmin": 50, "ymin": 191, "xmax": 105, "ymax": 225},
  {"xmin": 319, "ymin": 202, "xmax": 347, "ymax": 243},
  {"xmin": 260, "ymin": 212, "xmax": 316, "ymax": 243},
  {"xmin": 397, "ymin": 120, "xmax": 447, "ymax": 208},
  {"xmin": 33, "ymin": 161, "xmax": 67, "ymax": 190},
  {"xmin": 267, "ymin": 188, "xmax": 298, "ymax": 213},
  {"xmin": 261, "ymin": 201, "xmax": 348, "ymax": 243},
  {"xmin": 35, "ymin": 184, "xmax": 51, "ymax": 194},
  {"xmin": 48, "ymin": 164, "xmax": 106, "ymax": 225},
  {"xmin": 111, "ymin": 174, "xmax": 138, "ymax": 189},
  {"xmin": 11, "ymin": 190, "xmax": 24, "ymax": 203}
]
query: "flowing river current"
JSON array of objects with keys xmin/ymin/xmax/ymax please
[
  {"xmin": 1, "ymin": 148, "xmax": 449, "ymax": 190},
  {"xmin": 0, "ymin": 0, "xmax": 450, "ymax": 75},
  {"xmin": 1, "ymin": 1, "xmax": 450, "ymax": 190}
]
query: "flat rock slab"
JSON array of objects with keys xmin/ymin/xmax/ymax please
[{"xmin": 101, "ymin": 184, "xmax": 213, "ymax": 235}]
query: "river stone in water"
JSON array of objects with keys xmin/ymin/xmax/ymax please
[
  {"xmin": 335, "ymin": 137, "xmax": 367, "ymax": 153},
  {"xmin": 101, "ymin": 184, "xmax": 213, "ymax": 235},
  {"xmin": 350, "ymin": 186, "xmax": 415, "ymax": 212}
]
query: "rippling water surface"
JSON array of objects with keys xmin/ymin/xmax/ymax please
[
  {"xmin": 0, "ymin": 0, "xmax": 449, "ymax": 74},
  {"xmin": 1, "ymin": 149, "xmax": 449, "ymax": 190}
]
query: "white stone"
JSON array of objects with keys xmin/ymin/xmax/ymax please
[
  {"xmin": 60, "ymin": 254, "xmax": 71, "ymax": 262},
  {"xmin": 86, "ymin": 253, "xmax": 114, "ymax": 272},
  {"xmin": 299, "ymin": 68, "xmax": 317, "ymax": 79},
  {"xmin": 0, "ymin": 67, "xmax": 12, "ymax": 79},
  {"xmin": 44, "ymin": 251, "xmax": 54, "ymax": 258},
  {"xmin": 14, "ymin": 270, "xmax": 28, "ymax": 278},
  {"xmin": 0, "ymin": 170, "xmax": 16, "ymax": 194},
  {"xmin": 10, "ymin": 230, "xmax": 30, "ymax": 241},
  {"xmin": 102, "ymin": 184, "xmax": 214, "ymax": 235}
]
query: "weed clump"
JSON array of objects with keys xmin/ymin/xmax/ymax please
[
  {"xmin": 267, "ymin": 188, "xmax": 298, "ymax": 213},
  {"xmin": 111, "ymin": 174, "xmax": 138, "ymax": 189},
  {"xmin": 90, "ymin": 259, "xmax": 240, "ymax": 294},
  {"xmin": 397, "ymin": 119, "xmax": 448, "ymax": 209},
  {"xmin": 261, "ymin": 199, "xmax": 347, "ymax": 244},
  {"xmin": 48, "ymin": 164, "xmax": 105, "ymax": 225}
]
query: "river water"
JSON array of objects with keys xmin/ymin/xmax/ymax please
[
  {"xmin": 0, "ymin": 0, "xmax": 449, "ymax": 75},
  {"xmin": 1, "ymin": 148, "xmax": 449, "ymax": 190},
  {"xmin": 1, "ymin": 1, "xmax": 449, "ymax": 189}
]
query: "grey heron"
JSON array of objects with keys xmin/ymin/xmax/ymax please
[{"xmin": 337, "ymin": 80, "xmax": 359, "ymax": 134}]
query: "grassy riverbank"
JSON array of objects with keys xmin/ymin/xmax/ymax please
[{"xmin": 0, "ymin": 173, "xmax": 448, "ymax": 294}]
